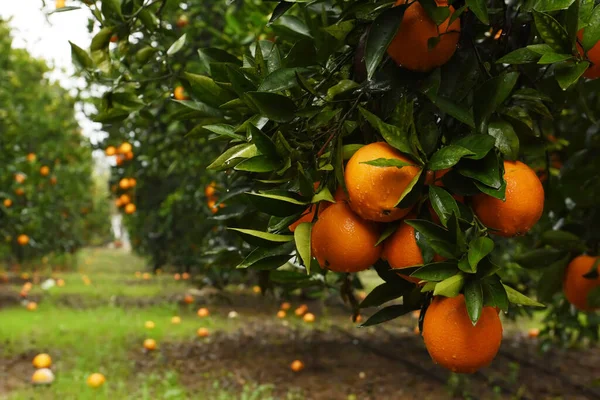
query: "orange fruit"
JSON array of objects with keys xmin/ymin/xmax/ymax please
[
  {"xmin": 27, "ymin": 153, "xmax": 36, "ymax": 162},
  {"xmin": 345, "ymin": 142, "xmax": 421, "ymax": 222},
  {"xmin": 303, "ymin": 312, "xmax": 315, "ymax": 323},
  {"xmin": 175, "ymin": 273, "xmax": 182, "ymax": 281},
  {"xmin": 15, "ymin": 188, "xmax": 25, "ymax": 196},
  {"xmin": 563, "ymin": 255, "xmax": 600, "ymax": 311},
  {"xmin": 119, "ymin": 178, "xmax": 131, "ymax": 190},
  {"xmin": 3, "ymin": 199, "xmax": 12, "ymax": 208},
  {"xmin": 176, "ymin": 14, "xmax": 189, "ymax": 28},
  {"xmin": 125, "ymin": 203, "xmax": 136, "ymax": 214},
  {"xmin": 15, "ymin": 173, "xmax": 26, "ymax": 184},
  {"xmin": 86, "ymin": 373, "xmax": 106, "ymax": 388},
  {"xmin": 171, "ymin": 316, "xmax": 181, "ymax": 324},
  {"xmin": 289, "ymin": 186, "xmax": 347, "ymax": 232},
  {"xmin": 381, "ymin": 219, "xmax": 423, "ymax": 283},
  {"xmin": 116, "ymin": 155, "xmax": 125, "ymax": 165},
  {"xmin": 27, "ymin": 302, "xmax": 38, "ymax": 311},
  {"xmin": 142, "ymin": 272, "xmax": 150, "ymax": 280},
  {"xmin": 311, "ymin": 202, "xmax": 381, "ymax": 272},
  {"xmin": 294, "ymin": 305, "xmax": 308, "ymax": 316},
  {"xmin": 143, "ymin": 338, "xmax": 157, "ymax": 350},
  {"xmin": 183, "ymin": 294, "xmax": 194, "ymax": 304},
  {"xmin": 182, "ymin": 272, "xmax": 190, "ymax": 280},
  {"xmin": 577, "ymin": 30, "xmax": 600, "ymax": 79},
  {"xmin": 290, "ymin": 360, "xmax": 304, "ymax": 372},
  {"xmin": 252, "ymin": 285, "xmax": 261, "ymax": 294},
  {"xmin": 32, "ymin": 368, "xmax": 54, "ymax": 384},
  {"xmin": 115, "ymin": 198, "xmax": 123, "ymax": 208},
  {"xmin": 197, "ymin": 327, "xmax": 210, "ymax": 337},
  {"xmin": 128, "ymin": 178, "xmax": 137, "ymax": 187},
  {"xmin": 471, "ymin": 161, "xmax": 544, "ymax": 237},
  {"xmin": 423, "ymin": 294, "xmax": 502, "ymax": 373},
  {"xmin": 105, "ymin": 146, "xmax": 116, "ymax": 156},
  {"xmin": 125, "ymin": 151, "xmax": 134, "ymax": 160},
  {"xmin": 528, "ymin": 328, "xmax": 540, "ymax": 338},
  {"xmin": 17, "ymin": 234, "xmax": 29, "ymax": 246},
  {"xmin": 174, "ymin": 86, "xmax": 188, "ymax": 101},
  {"xmin": 387, "ymin": 0, "xmax": 461, "ymax": 72},
  {"xmin": 205, "ymin": 185, "xmax": 216, "ymax": 197},
  {"xmin": 110, "ymin": 34, "xmax": 118, "ymax": 43},
  {"xmin": 32, "ymin": 354, "xmax": 52, "ymax": 369},
  {"xmin": 353, "ymin": 314, "xmax": 363, "ymax": 323},
  {"xmin": 280, "ymin": 302, "xmax": 291, "ymax": 311},
  {"xmin": 145, "ymin": 321, "xmax": 155, "ymax": 329},
  {"xmin": 118, "ymin": 142, "xmax": 132, "ymax": 154},
  {"xmin": 277, "ymin": 310, "xmax": 286, "ymax": 319},
  {"xmin": 119, "ymin": 194, "xmax": 131, "ymax": 205},
  {"xmin": 197, "ymin": 307, "xmax": 209, "ymax": 317}
]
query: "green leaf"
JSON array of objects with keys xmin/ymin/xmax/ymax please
[
  {"xmin": 466, "ymin": 0, "xmax": 489, "ymax": 24},
  {"xmin": 69, "ymin": 41, "xmax": 93, "ymax": 70},
  {"xmin": 473, "ymin": 72, "xmax": 520, "ymax": 133},
  {"xmin": 184, "ymin": 73, "xmax": 232, "ymax": 107},
  {"xmin": 537, "ymin": 52, "xmax": 573, "ymax": 64},
  {"xmin": 433, "ymin": 273, "xmax": 465, "ymax": 297},
  {"xmin": 464, "ymin": 280, "xmax": 484, "ymax": 324},
  {"xmin": 248, "ymin": 124, "xmax": 278, "ymax": 158},
  {"xmin": 360, "ymin": 304, "xmax": 413, "ymax": 327},
  {"xmin": 468, "ymin": 237, "xmax": 494, "ymax": 270},
  {"xmin": 428, "ymin": 145, "xmax": 475, "ymax": 170},
  {"xmin": 90, "ymin": 27, "xmax": 113, "ymax": 51},
  {"xmin": 360, "ymin": 282, "xmax": 404, "ymax": 308},
  {"xmin": 503, "ymin": 284, "xmax": 545, "ymax": 307},
  {"xmin": 360, "ymin": 158, "xmax": 416, "ymax": 168},
  {"xmin": 258, "ymin": 67, "xmax": 310, "ymax": 92},
  {"xmin": 533, "ymin": 0, "xmax": 575, "ymax": 12},
  {"xmin": 294, "ymin": 223, "xmax": 312, "ymax": 272},
  {"xmin": 326, "ymin": 80, "xmax": 360, "ymax": 101},
  {"xmin": 229, "ymin": 228, "xmax": 294, "ymax": 248},
  {"xmin": 537, "ymin": 255, "xmax": 570, "ymax": 302},
  {"xmin": 247, "ymin": 191, "xmax": 307, "ymax": 217},
  {"xmin": 92, "ymin": 108, "xmax": 130, "ymax": 123},
  {"xmin": 411, "ymin": 262, "xmax": 459, "ymax": 282},
  {"xmin": 458, "ymin": 256, "xmax": 474, "ymax": 273},
  {"xmin": 172, "ymin": 100, "xmax": 222, "ymax": 118},
  {"xmin": 481, "ymin": 276, "xmax": 509, "ymax": 311},
  {"xmin": 365, "ymin": 5, "xmax": 406, "ymax": 79},
  {"xmin": 488, "ymin": 120, "xmax": 519, "ymax": 160},
  {"xmin": 514, "ymin": 248, "xmax": 568, "ymax": 269},
  {"xmin": 428, "ymin": 186, "xmax": 459, "ymax": 227},
  {"xmin": 496, "ymin": 47, "xmax": 542, "ymax": 64},
  {"xmin": 323, "ymin": 20, "xmax": 356, "ymax": 41},
  {"xmin": 458, "ymin": 151, "xmax": 503, "ymax": 189},
  {"xmin": 541, "ymin": 230, "xmax": 585, "ymax": 250},
  {"xmin": 418, "ymin": 0, "xmax": 451, "ymax": 25},
  {"xmin": 269, "ymin": 1, "xmax": 295, "ymax": 25},
  {"xmin": 533, "ymin": 11, "xmax": 571, "ymax": 53},
  {"xmin": 582, "ymin": 6, "xmax": 600, "ymax": 50},
  {"xmin": 246, "ymin": 92, "xmax": 296, "ymax": 122},
  {"xmin": 101, "ymin": 0, "xmax": 123, "ymax": 21},
  {"xmin": 454, "ymin": 134, "xmax": 496, "ymax": 160},
  {"xmin": 167, "ymin": 33, "xmax": 187, "ymax": 56},
  {"xmin": 207, "ymin": 144, "xmax": 258, "ymax": 171},
  {"xmin": 234, "ymin": 156, "xmax": 281, "ymax": 172},
  {"xmin": 375, "ymin": 223, "xmax": 398, "ymax": 247},
  {"xmin": 236, "ymin": 241, "xmax": 295, "ymax": 269},
  {"xmin": 555, "ymin": 61, "xmax": 590, "ymax": 90},
  {"xmin": 405, "ymin": 220, "xmax": 455, "ymax": 253},
  {"xmin": 430, "ymin": 96, "xmax": 475, "ymax": 128},
  {"xmin": 396, "ymin": 169, "xmax": 424, "ymax": 208},
  {"xmin": 359, "ymin": 107, "xmax": 416, "ymax": 158},
  {"xmin": 203, "ymin": 124, "xmax": 245, "ymax": 141}
]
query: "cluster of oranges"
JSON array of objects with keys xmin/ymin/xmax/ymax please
[
  {"xmin": 276, "ymin": 302, "xmax": 316, "ymax": 323},
  {"xmin": 31, "ymin": 351, "xmax": 105, "ymax": 388},
  {"xmin": 289, "ymin": 141, "xmax": 546, "ymax": 373},
  {"xmin": 113, "ymin": 177, "xmax": 137, "ymax": 214},
  {"xmin": 205, "ymin": 181, "xmax": 225, "ymax": 214},
  {"xmin": 105, "ymin": 142, "xmax": 134, "ymax": 167}
]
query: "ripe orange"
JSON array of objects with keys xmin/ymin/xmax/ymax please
[
  {"xmin": 115, "ymin": 198, "xmax": 123, "ymax": 208},
  {"xmin": 197, "ymin": 327, "xmax": 210, "ymax": 337},
  {"xmin": 32, "ymin": 353, "xmax": 52, "ymax": 369},
  {"xmin": 277, "ymin": 310, "xmax": 286, "ymax": 319},
  {"xmin": 27, "ymin": 153, "xmax": 36, "ymax": 162},
  {"xmin": 174, "ymin": 86, "xmax": 189, "ymax": 101},
  {"xmin": 86, "ymin": 373, "xmax": 106, "ymax": 388},
  {"xmin": 280, "ymin": 302, "xmax": 291, "ymax": 311},
  {"xmin": 353, "ymin": 314, "xmax": 363, "ymax": 323},
  {"xmin": 577, "ymin": 30, "xmax": 600, "ymax": 79},
  {"xmin": 381, "ymin": 219, "xmax": 423, "ymax": 283},
  {"xmin": 110, "ymin": 34, "xmax": 118, "ymax": 43},
  {"xmin": 290, "ymin": 360, "xmax": 304, "ymax": 372},
  {"xmin": 423, "ymin": 294, "xmax": 502, "ymax": 373},
  {"xmin": 528, "ymin": 328, "xmax": 540, "ymax": 338},
  {"xmin": 119, "ymin": 178, "xmax": 131, "ymax": 190},
  {"xmin": 143, "ymin": 338, "xmax": 157, "ymax": 350},
  {"xmin": 32, "ymin": 368, "xmax": 54, "ymax": 384},
  {"xmin": 205, "ymin": 185, "xmax": 216, "ymax": 197},
  {"xmin": 303, "ymin": 312, "xmax": 315, "ymax": 323},
  {"xmin": 252, "ymin": 285, "xmax": 261, "ymax": 294},
  {"xmin": 118, "ymin": 142, "xmax": 132, "ymax": 154},
  {"xmin": 145, "ymin": 321, "xmax": 155, "ymax": 329},
  {"xmin": 563, "ymin": 255, "xmax": 600, "ymax": 311},
  {"xmin": 128, "ymin": 178, "xmax": 137, "ymax": 187},
  {"xmin": 183, "ymin": 294, "xmax": 193, "ymax": 304},
  {"xmin": 197, "ymin": 307, "xmax": 210, "ymax": 317},
  {"xmin": 289, "ymin": 186, "xmax": 347, "ymax": 232},
  {"xmin": 116, "ymin": 154, "xmax": 125, "ymax": 165},
  {"xmin": 17, "ymin": 234, "xmax": 29, "ymax": 246},
  {"xmin": 27, "ymin": 302, "xmax": 38, "ymax": 311},
  {"xmin": 3, "ymin": 199, "xmax": 12, "ymax": 208},
  {"xmin": 55, "ymin": 0, "xmax": 65, "ymax": 9},
  {"xmin": 294, "ymin": 305, "xmax": 308, "ymax": 316},
  {"xmin": 105, "ymin": 146, "xmax": 116, "ymax": 156},
  {"xmin": 119, "ymin": 194, "xmax": 131, "ymax": 205},
  {"xmin": 15, "ymin": 173, "xmax": 26, "ymax": 184},
  {"xmin": 387, "ymin": 0, "xmax": 461, "ymax": 72},
  {"xmin": 125, "ymin": 203, "xmax": 136, "ymax": 214},
  {"xmin": 40, "ymin": 166, "xmax": 49, "ymax": 176},
  {"xmin": 142, "ymin": 272, "xmax": 150, "ymax": 280},
  {"xmin": 171, "ymin": 316, "xmax": 181, "ymax": 324},
  {"xmin": 125, "ymin": 151, "xmax": 134, "ymax": 160},
  {"xmin": 182, "ymin": 272, "xmax": 190, "ymax": 280},
  {"xmin": 175, "ymin": 273, "xmax": 182, "ymax": 281},
  {"xmin": 15, "ymin": 188, "xmax": 25, "ymax": 196},
  {"xmin": 311, "ymin": 202, "xmax": 381, "ymax": 272},
  {"xmin": 471, "ymin": 161, "xmax": 544, "ymax": 237},
  {"xmin": 345, "ymin": 142, "xmax": 421, "ymax": 222}
]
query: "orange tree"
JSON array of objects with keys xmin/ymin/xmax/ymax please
[
  {"xmin": 73, "ymin": 0, "xmax": 600, "ymax": 371},
  {"xmin": 0, "ymin": 20, "xmax": 111, "ymax": 267}
]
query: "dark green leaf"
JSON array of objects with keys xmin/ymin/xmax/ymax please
[
  {"xmin": 488, "ymin": 120, "xmax": 519, "ymax": 160},
  {"xmin": 418, "ymin": 0, "xmax": 451, "ymax": 25},
  {"xmin": 236, "ymin": 241, "xmax": 295, "ymax": 269},
  {"xmin": 90, "ymin": 27, "xmax": 113, "ymax": 51},
  {"xmin": 555, "ymin": 61, "xmax": 590, "ymax": 90},
  {"xmin": 428, "ymin": 186, "xmax": 459, "ymax": 227},
  {"xmin": 207, "ymin": 144, "xmax": 258, "ymax": 171},
  {"xmin": 69, "ymin": 41, "xmax": 93, "ymax": 70},
  {"xmin": 359, "ymin": 107, "xmax": 416, "ymax": 158},
  {"xmin": 234, "ymin": 156, "xmax": 281, "ymax": 172},
  {"xmin": 246, "ymin": 92, "xmax": 296, "ymax": 122},
  {"xmin": 481, "ymin": 275, "xmax": 509, "ymax": 311},
  {"xmin": 258, "ymin": 67, "xmax": 310, "ymax": 92},
  {"xmin": 582, "ymin": 6, "xmax": 600, "ymax": 50},
  {"xmin": 541, "ymin": 230, "xmax": 585, "ymax": 250},
  {"xmin": 360, "ymin": 158, "xmax": 416, "ymax": 168},
  {"xmin": 515, "ymin": 248, "xmax": 568, "ymax": 269},
  {"xmin": 247, "ymin": 191, "xmax": 306, "ymax": 217},
  {"xmin": 428, "ymin": 145, "xmax": 475, "ymax": 170},
  {"xmin": 433, "ymin": 273, "xmax": 465, "ymax": 297},
  {"xmin": 532, "ymin": 0, "xmax": 575, "ymax": 12},
  {"xmin": 375, "ymin": 223, "xmax": 398, "ymax": 247},
  {"xmin": 465, "ymin": 280, "xmax": 484, "ymax": 324},
  {"xmin": 454, "ymin": 134, "xmax": 496, "ymax": 160},
  {"xmin": 167, "ymin": 34, "xmax": 187, "ymax": 56},
  {"xmin": 204, "ymin": 124, "xmax": 245, "ymax": 141},
  {"xmin": 269, "ymin": 1, "xmax": 295, "ymax": 25},
  {"xmin": 468, "ymin": 237, "xmax": 494, "ymax": 269},
  {"xmin": 365, "ymin": 5, "xmax": 406, "ymax": 79},
  {"xmin": 497, "ymin": 47, "xmax": 542, "ymax": 64},
  {"xmin": 229, "ymin": 228, "xmax": 294, "ymax": 248},
  {"xmin": 465, "ymin": 0, "xmax": 489, "ymax": 24},
  {"xmin": 473, "ymin": 72, "xmax": 520, "ymax": 133},
  {"xmin": 360, "ymin": 282, "xmax": 403, "ymax": 308},
  {"xmin": 504, "ymin": 284, "xmax": 545, "ymax": 307},
  {"xmin": 458, "ymin": 151, "xmax": 503, "ymax": 189},
  {"xmin": 248, "ymin": 124, "xmax": 279, "ymax": 158},
  {"xmin": 360, "ymin": 304, "xmax": 414, "ymax": 327},
  {"xmin": 538, "ymin": 52, "xmax": 573, "ymax": 64},
  {"xmin": 533, "ymin": 11, "xmax": 571, "ymax": 53},
  {"xmin": 411, "ymin": 262, "xmax": 459, "ymax": 282}
]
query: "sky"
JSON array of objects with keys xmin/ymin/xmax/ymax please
[{"xmin": 0, "ymin": 0, "xmax": 108, "ymax": 164}]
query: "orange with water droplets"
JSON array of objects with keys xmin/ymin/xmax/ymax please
[
  {"xmin": 345, "ymin": 142, "xmax": 420, "ymax": 222},
  {"xmin": 577, "ymin": 30, "xmax": 600, "ymax": 79},
  {"xmin": 311, "ymin": 202, "xmax": 381, "ymax": 272},
  {"xmin": 471, "ymin": 161, "xmax": 544, "ymax": 237},
  {"xmin": 563, "ymin": 255, "xmax": 600, "ymax": 311},
  {"xmin": 423, "ymin": 294, "xmax": 502, "ymax": 373},
  {"xmin": 387, "ymin": 0, "xmax": 461, "ymax": 72},
  {"xmin": 382, "ymin": 218, "xmax": 423, "ymax": 283}
]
